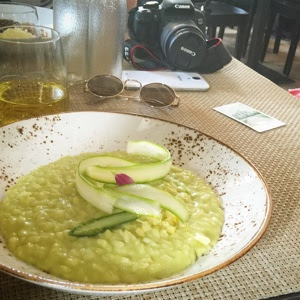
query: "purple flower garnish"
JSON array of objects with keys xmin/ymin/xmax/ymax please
[{"xmin": 115, "ymin": 173, "xmax": 135, "ymax": 186}]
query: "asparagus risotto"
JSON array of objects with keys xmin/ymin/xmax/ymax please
[{"xmin": 0, "ymin": 146, "xmax": 224, "ymax": 284}]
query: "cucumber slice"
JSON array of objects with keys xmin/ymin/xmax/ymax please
[
  {"xmin": 69, "ymin": 212, "xmax": 137, "ymax": 237},
  {"xmin": 75, "ymin": 141, "xmax": 184, "ymax": 219},
  {"xmin": 113, "ymin": 193, "xmax": 161, "ymax": 218},
  {"xmin": 86, "ymin": 159, "xmax": 172, "ymax": 183},
  {"xmin": 76, "ymin": 169, "xmax": 162, "ymax": 217},
  {"xmin": 82, "ymin": 141, "xmax": 172, "ymax": 184},
  {"xmin": 114, "ymin": 184, "xmax": 190, "ymax": 221},
  {"xmin": 127, "ymin": 140, "xmax": 170, "ymax": 160},
  {"xmin": 76, "ymin": 170, "xmax": 116, "ymax": 214},
  {"xmin": 79, "ymin": 155, "xmax": 136, "ymax": 172}
]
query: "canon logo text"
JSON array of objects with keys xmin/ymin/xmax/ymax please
[{"xmin": 180, "ymin": 46, "xmax": 196, "ymax": 56}]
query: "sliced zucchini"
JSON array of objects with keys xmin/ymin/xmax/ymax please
[
  {"xmin": 81, "ymin": 141, "xmax": 172, "ymax": 184},
  {"xmin": 114, "ymin": 184, "xmax": 190, "ymax": 221},
  {"xmin": 127, "ymin": 140, "xmax": 170, "ymax": 160},
  {"xmin": 69, "ymin": 212, "xmax": 137, "ymax": 237},
  {"xmin": 75, "ymin": 170, "xmax": 116, "ymax": 214},
  {"xmin": 76, "ymin": 169, "xmax": 162, "ymax": 217},
  {"xmin": 79, "ymin": 155, "xmax": 136, "ymax": 173},
  {"xmin": 75, "ymin": 141, "xmax": 189, "ymax": 221},
  {"xmin": 85, "ymin": 159, "xmax": 172, "ymax": 183},
  {"xmin": 112, "ymin": 193, "xmax": 162, "ymax": 218}
]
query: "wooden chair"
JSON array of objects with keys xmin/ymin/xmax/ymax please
[
  {"xmin": 260, "ymin": 0, "xmax": 300, "ymax": 76},
  {"xmin": 194, "ymin": 1, "xmax": 249, "ymax": 60},
  {"xmin": 216, "ymin": 0, "xmax": 257, "ymax": 57}
]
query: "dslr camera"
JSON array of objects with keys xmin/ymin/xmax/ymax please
[{"xmin": 126, "ymin": 0, "xmax": 208, "ymax": 71}]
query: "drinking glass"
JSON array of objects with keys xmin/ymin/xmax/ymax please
[
  {"xmin": 53, "ymin": 0, "xmax": 126, "ymax": 83},
  {"xmin": 0, "ymin": 25, "xmax": 69, "ymax": 126},
  {"xmin": 0, "ymin": 2, "xmax": 39, "ymax": 27}
]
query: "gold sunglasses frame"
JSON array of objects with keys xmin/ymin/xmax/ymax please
[{"xmin": 84, "ymin": 74, "xmax": 180, "ymax": 108}]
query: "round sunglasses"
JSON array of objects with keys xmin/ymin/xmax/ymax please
[{"xmin": 84, "ymin": 75, "xmax": 179, "ymax": 108}]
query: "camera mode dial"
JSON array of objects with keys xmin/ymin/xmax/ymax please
[{"xmin": 143, "ymin": 1, "xmax": 160, "ymax": 9}]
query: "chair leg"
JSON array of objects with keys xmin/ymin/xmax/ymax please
[
  {"xmin": 218, "ymin": 26, "xmax": 225, "ymax": 39},
  {"xmin": 207, "ymin": 27, "xmax": 217, "ymax": 39},
  {"xmin": 242, "ymin": 15, "xmax": 254, "ymax": 57},
  {"xmin": 283, "ymin": 20, "xmax": 300, "ymax": 76},
  {"xmin": 261, "ymin": 10, "xmax": 277, "ymax": 62},
  {"xmin": 235, "ymin": 24, "xmax": 247, "ymax": 60},
  {"xmin": 211, "ymin": 26, "xmax": 217, "ymax": 38},
  {"xmin": 243, "ymin": 0, "xmax": 258, "ymax": 57},
  {"xmin": 273, "ymin": 15, "xmax": 284, "ymax": 54}
]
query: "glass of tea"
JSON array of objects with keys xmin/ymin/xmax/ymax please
[
  {"xmin": 0, "ymin": 25, "xmax": 69, "ymax": 126},
  {"xmin": 0, "ymin": 2, "xmax": 39, "ymax": 27}
]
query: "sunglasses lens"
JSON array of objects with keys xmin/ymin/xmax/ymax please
[
  {"xmin": 140, "ymin": 83, "xmax": 175, "ymax": 107},
  {"xmin": 87, "ymin": 75, "xmax": 123, "ymax": 97}
]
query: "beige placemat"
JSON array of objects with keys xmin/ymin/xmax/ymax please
[{"xmin": 1, "ymin": 59, "xmax": 299, "ymax": 299}]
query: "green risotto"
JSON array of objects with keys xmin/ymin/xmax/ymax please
[{"xmin": 0, "ymin": 153, "xmax": 224, "ymax": 284}]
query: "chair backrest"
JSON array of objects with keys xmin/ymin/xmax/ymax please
[{"xmin": 212, "ymin": 0, "xmax": 256, "ymax": 12}]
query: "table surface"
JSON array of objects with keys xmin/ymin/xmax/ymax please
[{"xmin": 0, "ymin": 59, "xmax": 299, "ymax": 300}]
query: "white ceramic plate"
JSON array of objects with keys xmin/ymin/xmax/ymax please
[{"xmin": 0, "ymin": 112, "xmax": 271, "ymax": 296}]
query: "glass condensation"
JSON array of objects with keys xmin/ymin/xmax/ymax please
[
  {"xmin": 53, "ymin": 0, "xmax": 126, "ymax": 83},
  {"xmin": 53, "ymin": 0, "xmax": 89, "ymax": 83}
]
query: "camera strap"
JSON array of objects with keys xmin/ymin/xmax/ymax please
[
  {"xmin": 123, "ymin": 38, "xmax": 232, "ymax": 74},
  {"xmin": 198, "ymin": 38, "xmax": 232, "ymax": 73},
  {"xmin": 123, "ymin": 39, "xmax": 174, "ymax": 71}
]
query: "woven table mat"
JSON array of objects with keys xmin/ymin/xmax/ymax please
[{"xmin": 1, "ymin": 59, "xmax": 299, "ymax": 300}]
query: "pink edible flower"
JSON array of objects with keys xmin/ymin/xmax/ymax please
[{"xmin": 115, "ymin": 173, "xmax": 135, "ymax": 186}]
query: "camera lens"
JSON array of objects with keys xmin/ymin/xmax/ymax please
[{"xmin": 160, "ymin": 22, "xmax": 207, "ymax": 71}]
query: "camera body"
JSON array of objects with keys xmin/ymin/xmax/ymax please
[{"xmin": 127, "ymin": 0, "xmax": 208, "ymax": 71}]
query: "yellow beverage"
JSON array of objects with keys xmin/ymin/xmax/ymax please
[{"xmin": 0, "ymin": 79, "xmax": 69, "ymax": 126}]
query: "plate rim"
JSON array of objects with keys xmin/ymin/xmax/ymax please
[{"xmin": 0, "ymin": 111, "xmax": 272, "ymax": 293}]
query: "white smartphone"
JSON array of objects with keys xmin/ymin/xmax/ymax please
[{"xmin": 121, "ymin": 70, "xmax": 210, "ymax": 91}]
